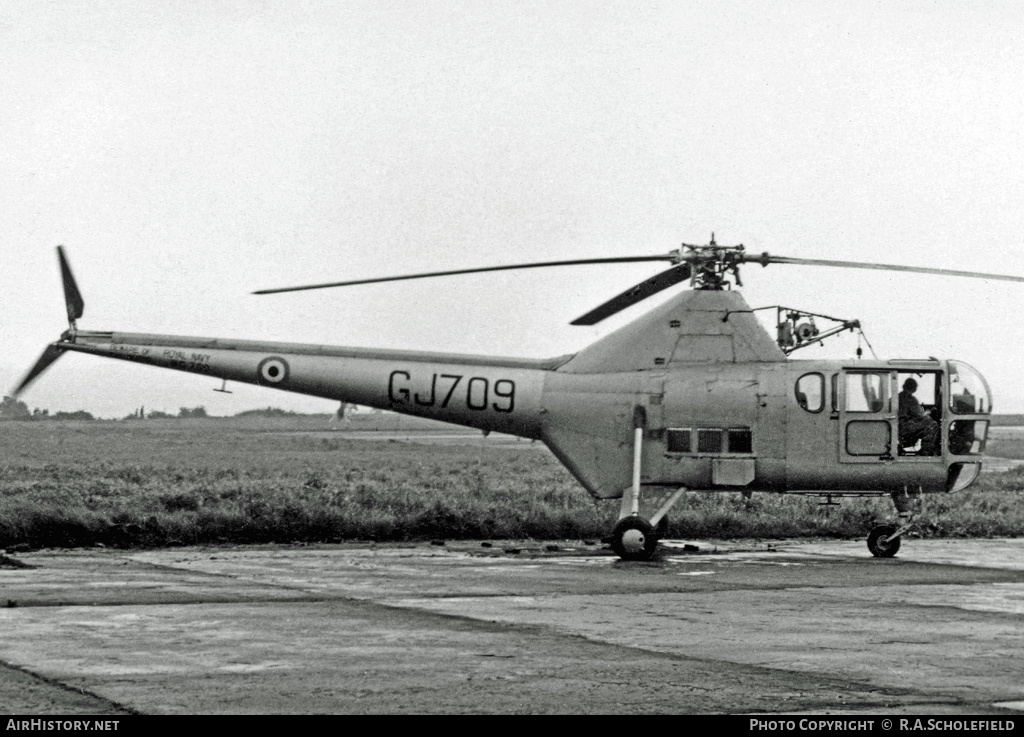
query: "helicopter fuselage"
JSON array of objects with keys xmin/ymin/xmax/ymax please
[
  {"xmin": 56, "ymin": 314, "xmax": 989, "ymax": 503},
  {"xmin": 19, "ymin": 245, "xmax": 1011, "ymax": 560},
  {"xmin": 20, "ymin": 250, "xmax": 1004, "ymax": 562}
]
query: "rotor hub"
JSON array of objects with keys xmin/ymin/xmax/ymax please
[{"xmin": 676, "ymin": 235, "xmax": 748, "ymax": 290}]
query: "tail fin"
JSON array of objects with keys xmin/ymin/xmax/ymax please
[{"xmin": 12, "ymin": 247, "xmax": 84, "ymax": 396}]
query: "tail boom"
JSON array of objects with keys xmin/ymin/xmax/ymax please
[{"xmin": 59, "ymin": 330, "xmax": 553, "ymax": 438}]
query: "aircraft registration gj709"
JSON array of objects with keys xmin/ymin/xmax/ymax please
[{"xmin": 16, "ymin": 238, "xmax": 1024, "ymax": 560}]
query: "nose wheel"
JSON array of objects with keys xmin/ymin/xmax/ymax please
[
  {"xmin": 867, "ymin": 524, "xmax": 901, "ymax": 558},
  {"xmin": 867, "ymin": 489, "xmax": 921, "ymax": 558}
]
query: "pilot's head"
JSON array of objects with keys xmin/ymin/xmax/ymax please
[{"xmin": 903, "ymin": 378, "xmax": 918, "ymax": 393}]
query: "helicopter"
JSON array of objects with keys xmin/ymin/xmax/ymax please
[{"xmin": 14, "ymin": 238, "xmax": 1024, "ymax": 561}]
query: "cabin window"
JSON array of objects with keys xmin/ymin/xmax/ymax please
[
  {"xmin": 667, "ymin": 427, "xmax": 753, "ymax": 455},
  {"xmin": 796, "ymin": 373, "xmax": 824, "ymax": 412},
  {"xmin": 697, "ymin": 428, "xmax": 723, "ymax": 453},
  {"xmin": 948, "ymin": 361, "xmax": 991, "ymax": 415},
  {"xmin": 727, "ymin": 427, "xmax": 753, "ymax": 453},
  {"xmin": 666, "ymin": 428, "xmax": 691, "ymax": 453},
  {"xmin": 949, "ymin": 420, "xmax": 987, "ymax": 455},
  {"xmin": 845, "ymin": 372, "xmax": 889, "ymax": 413}
]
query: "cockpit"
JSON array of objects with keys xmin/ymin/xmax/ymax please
[
  {"xmin": 945, "ymin": 360, "xmax": 991, "ymax": 455},
  {"xmin": 892, "ymin": 360, "xmax": 991, "ymax": 457},
  {"xmin": 889, "ymin": 360, "xmax": 990, "ymax": 493},
  {"xmin": 793, "ymin": 359, "xmax": 991, "ymax": 492}
]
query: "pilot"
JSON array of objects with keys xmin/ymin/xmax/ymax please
[{"xmin": 898, "ymin": 378, "xmax": 939, "ymax": 455}]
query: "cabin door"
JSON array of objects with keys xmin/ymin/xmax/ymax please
[{"xmin": 838, "ymin": 369, "xmax": 897, "ymax": 463}]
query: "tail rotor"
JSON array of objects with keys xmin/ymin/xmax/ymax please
[{"xmin": 12, "ymin": 246, "xmax": 85, "ymax": 397}]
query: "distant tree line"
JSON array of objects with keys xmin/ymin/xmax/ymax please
[
  {"xmin": 123, "ymin": 406, "xmax": 321, "ymax": 419},
  {"xmin": 123, "ymin": 406, "xmax": 208, "ymax": 420},
  {"xmin": 2, "ymin": 396, "xmax": 333, "ymax": 422},
  {"xmin": 0, "ymin": 396, "xmax": 95, "ymax": 421},
  {"xmin": 0, "ymin": 397, "xmax": 212, "ymax": 422},
  {"xmin": 235, "ymin": 407, "xmax": 303, "ymax": 417}
]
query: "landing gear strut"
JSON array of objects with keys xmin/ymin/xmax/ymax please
[
  {"xmin": 867, "ymin": 488, "xmax": 919, "ymax": 558},
  {"xmin": 611, "ymin": 425, "xmax": 686, "ymax": 561}
]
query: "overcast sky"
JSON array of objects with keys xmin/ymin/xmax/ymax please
[{"xmin": 3, "ymin": 1, "xmax": 1024, "ymax": 417}]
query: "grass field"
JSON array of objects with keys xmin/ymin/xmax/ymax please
[
  {"xmin": 986, "ymin": 426, "xmax": 1024, "ymax": 459},
  {"xmin": 2, "ymin": 417, "xmax": 1023, "ymax": 550}
]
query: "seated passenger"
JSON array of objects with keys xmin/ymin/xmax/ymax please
[{"xmin": 899, "ymin": 378, "xmax": 939, "ymax": 455}]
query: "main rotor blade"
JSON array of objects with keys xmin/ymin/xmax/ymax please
[
  {"xmin": 13, "ymin": 344, "xmax": 67, "ymax": 397},
  {"xmin": 253, "ymin": 255, "xmax": 677, "ymax": 295},
  {"xmin": 571, "ymin": 262, "xmax": 692, "ymax": 326},
  {"xmin": 748, "ymin": 254, "xmax": 1024, "ymax": 283}
]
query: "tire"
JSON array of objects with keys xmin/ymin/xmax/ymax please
[
  {"xmin": 867, "ymin": 524, "xmax": 901, "ymax": 558},
  {"xmin": 611, "ymin": 516, "xmax": 658, "ymax": 561}
]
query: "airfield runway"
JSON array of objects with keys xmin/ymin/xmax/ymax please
[{"xmin": 1, "ymin": 538, "xmax": 1023, "ymax": 715}]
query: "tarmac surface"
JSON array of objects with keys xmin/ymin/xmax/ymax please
[{"xmin": 2, "ymin": 538, "xmax": 1024, "ymax": 715}]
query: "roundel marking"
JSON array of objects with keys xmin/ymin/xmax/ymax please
[{"xmin": 258, "ymin": 356, "xmax": 289, "ymax": 385}]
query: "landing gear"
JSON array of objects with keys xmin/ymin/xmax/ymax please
[
  {"xmin": 611, "ymin": 516, "xmax": 659, "ymax": 561},
  {"xmin": 866, "ymin": 488, "xmax": 920, "ymax": 558},
  {"xmin": 610, "ymin": 421, "xmax": 685, "ymax": 561},
  {"xmin": 867, "ymin": 524, "xmax": 901, "ymax": 558},
  {"xmin": 611, "ymin": 489, "xmax": 685, "ymax": 561}
]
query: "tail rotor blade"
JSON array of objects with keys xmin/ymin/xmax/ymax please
[
  {"xmin": 13, "ymin": 344, "xmax": 66, "ymax": 397},
  {"xmin": 57, "ymin": 246, "xmax": 84, "ymax": 323},
  {"xmin": 571, "ymin": 263, "xmax": 692, "ymax": 326}
]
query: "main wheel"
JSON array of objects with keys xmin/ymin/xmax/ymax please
[
  {"xmin": 611, "ymin": 516, "xmax": 658, "ymax": 561},
  {"xmin": 867, "ymin": 524, "xmax": 901, "ymax": 558}
]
